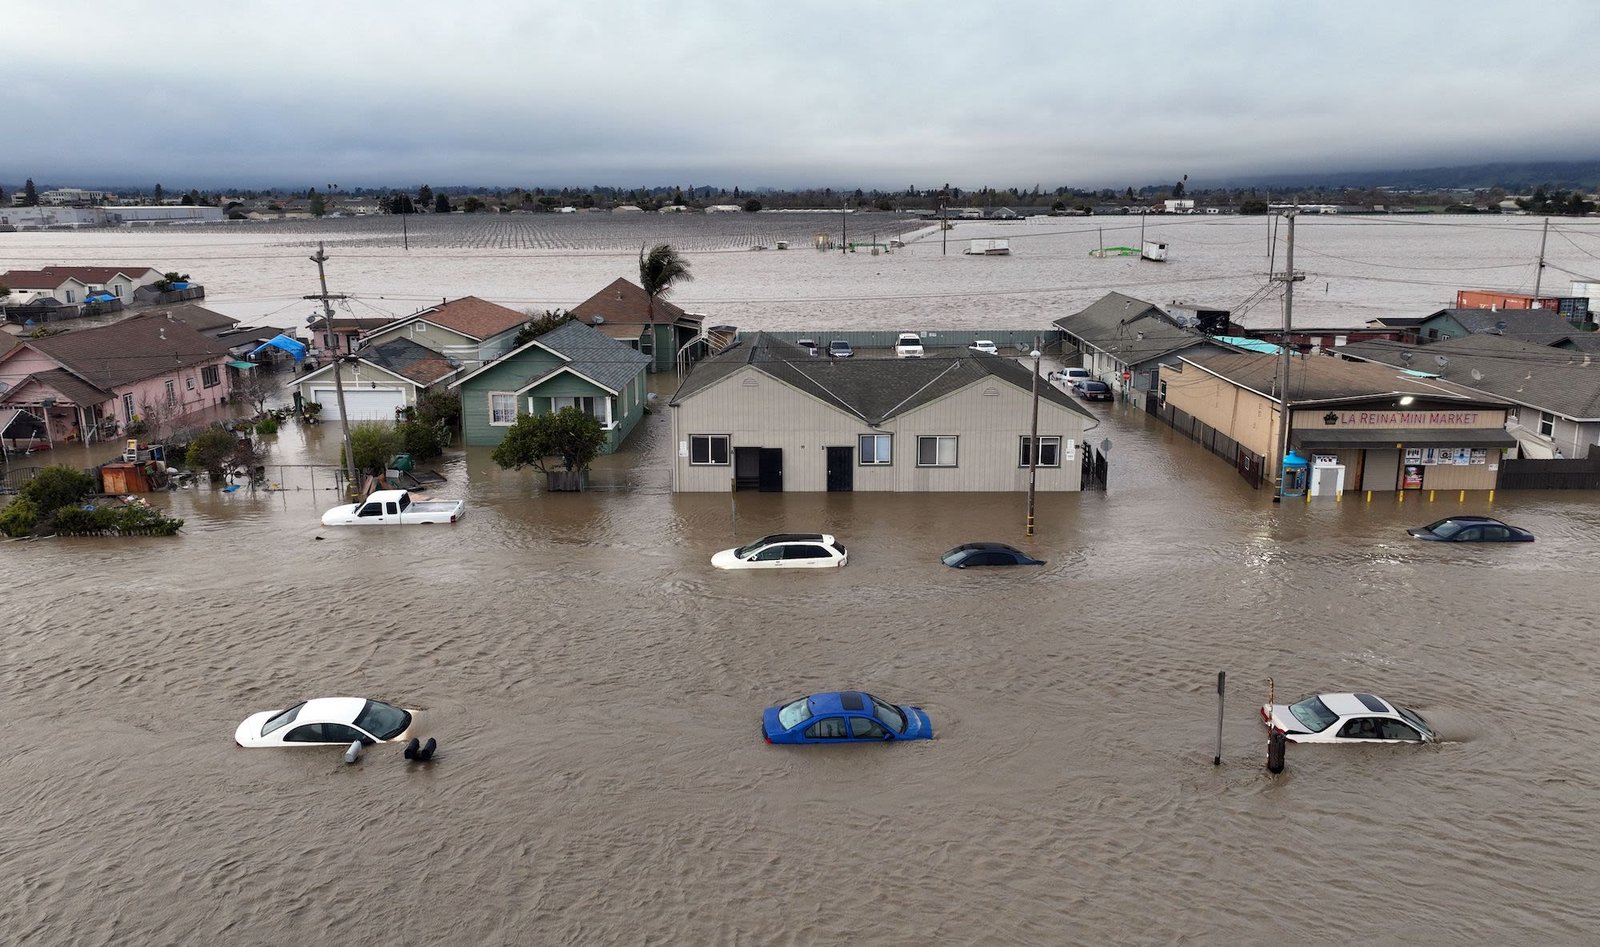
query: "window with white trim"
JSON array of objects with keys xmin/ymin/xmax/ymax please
[
  {"xmin": 1539, "ymin": 411, "xmax": 1555, "ymax": 437},
  {"xmin": 489, "ymin": 392, "xmax": 517, "ymax": 425},
  {"xmin": 552, "ymin": 395, "xmax": 613, "ymax": 428},
  {"xmin": 165, "ymin": 380, "xmax": 177, "ymax": 405},
  {"xmin": 1019, "ymin": 436, "xmax": 1061, "ymax": 467},
  {"xmin": 201, "ymin": 365, "xmax": 220, "ymax": 388},
  {"xmin": 858, "ymin": 434, "xmax": 891, "ymax": 465},
  {"xmin": 690, "ymin": 434, "xmax": 729, "ymax": 465},
  {"xmin": 917, "ymin": 435, "xmax": 958, "ymax": 467}
]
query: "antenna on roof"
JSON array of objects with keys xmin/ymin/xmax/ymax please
[{"xmin": 1471, "ymin": 369, "xmax": 1484, "ymax": 381}]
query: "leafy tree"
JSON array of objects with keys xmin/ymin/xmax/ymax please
[
  {"xmin": 742, "ymin": 198, "xmax": 762, "ymax": 212},
  {"xmin": 462, "ymin": 196, "xmax": 486, "ymax": 213},
  {"xmin": 180, "ymin": 193, "xmax": 195, "ymax": 206},
  {"xmin": 513, "ymin": 308, "xmax": 573, "ymax": 347},
  {"xmin": 417, "ymin": 184, "xmax": 433, "ymax": 208},
  {"xmin": 20, "ymin": 465, "xmax": 97, "ymax": 514},
  {"xmin": 153, "ymin": 183, "xmax": 164, "ymax": 202},
  {"xmin": 434, "ymin": 193, "xmax": 452, "ymax": 213},
  {"xmin": 491, "ymin": 406, "xmax": 605, "ymax": 476},
  {"xmin": 1173, "ymin": 180, "xmax": 1186, "ymax": 198},
  {"xmin": 23, "ymin": 178, "xmax": 39, "ymax": 205},
  {"xmin": 1239, "ymin": 200, "xmax": 1270, "ymax": 215},
  {"xmin": 348, "ymin": 421, "xmax": 400, "ymax": 475},
  {"xmin": 309, "ymin": 190, "xmax": 326, "ymax": 217},
  {"xmin": 231, "ymin": 367, "xmax": 281, "ymax": 414},
  {"xmin": 185, "ymin": 425, "xmax": 240, "ymax": 480}
]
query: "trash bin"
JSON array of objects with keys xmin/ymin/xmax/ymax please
[{"xmin": 390, "ymin": 453, "xmax": 414, "ymax": 473}]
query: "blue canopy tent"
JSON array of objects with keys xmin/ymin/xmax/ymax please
[{"xmin": 251, "ymin": 334, "xmax": 308, "ymax": 362}]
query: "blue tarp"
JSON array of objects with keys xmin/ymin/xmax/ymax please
[{"xmin": 251, "ymin": 334, "xmax": 308, "ymax": 361}]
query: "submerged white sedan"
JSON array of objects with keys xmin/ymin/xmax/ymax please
[
  {"xmin": 1261, "ymin": 692, "xmax": 1437, "ymax": 744},
  {"xmin": 711, "ymin": 533, "xmax": 848, "ymax": 570},
  {"xmin": 235, "ymin": 697, "xmax": 417, "ymax": 748}
]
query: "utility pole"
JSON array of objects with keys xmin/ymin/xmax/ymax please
[
  {"xmin": 841, "ymin": 197, "xmax": 847, "ymax": 254},
  {"xmin": 1026, "ymin": 338, "xmax": 1042, "ymax": 537},
  {"xmin": 1532, "ymin": 217, "xmax": 1550, "ymax": 303},
  {"xmin": 1273, "ymin": 212, "xmax": 1304, "ymax": 499},
  {"xmin": 306, "ymin": 242, "xmax": 358, "ymax": 493},
  {"xmin": 941, "ymin": 194, "xmax": 948, "ymax": 257}
]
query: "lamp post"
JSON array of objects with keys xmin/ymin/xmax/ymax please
[{"xmin": 1026, "ymin": 343, "xmax": 1042, "ymax": 537}]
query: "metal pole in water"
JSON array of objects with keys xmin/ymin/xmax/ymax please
[
  {"xmin": 1266, "ymin": 728, "xmax": 1287, "ymax": 774},
  {"xmin": 1214, "ymin": 671, "xmax": 1226, "ymax": 765}
]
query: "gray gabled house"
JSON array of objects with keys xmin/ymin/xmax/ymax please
[
  {"xmin": 1054, "ymin": 292, "xmax": 1243, "ymax": 396},
  {"xmin": 667, "ymin": 334, "xmax": 1096, "ymax": 492}
]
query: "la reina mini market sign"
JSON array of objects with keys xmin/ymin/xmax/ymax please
[{"xmin": 1319, "ymin": 409, "xmax": 1489, "ymax": 428}]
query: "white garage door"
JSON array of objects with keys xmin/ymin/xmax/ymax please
[{"xmin": 313, "ymin": 388, "xmax": 405, "ymax": 421}]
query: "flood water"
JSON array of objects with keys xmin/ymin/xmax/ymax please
[{"xmin": 4, "ymin": 217, "xmax": 1600, "ymax": 944}]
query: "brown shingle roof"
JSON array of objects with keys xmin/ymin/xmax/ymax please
[
  {"xmin": 1, "ymin": 269, "xmax": 84, "ymax": 289},
  {"xmin": 40, "ymin": 266, "xmax": 159, "ymax": 284},
  {"xmin": 411, "ymin": 296, "xmax": 527, "ymax": 340},
  {"xmin": 8, "ymin": 368, "xmax": 115, "ymax": 407},
  {"xmin": 25, "ymin": 312, "xmax": 232, "ymax": 388},
  {"xmin": 570, "ymin": 278, "xmax": 702, "ymax": 327},
  {"xmin": 145, "ymin": 303, "xmax": 237, "ymax": 334}
]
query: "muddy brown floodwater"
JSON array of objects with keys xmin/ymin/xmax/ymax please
[{"xmin": 4, "ymin": 390, "xmax": 1600, "ymax": 945}]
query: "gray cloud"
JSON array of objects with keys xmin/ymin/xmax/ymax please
[{"xmin": 8, "ymin": 0, "xmax": 1598, "ymax": 191}]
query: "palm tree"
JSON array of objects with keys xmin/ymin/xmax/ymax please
[{"xmin": 638, "ymin": 243, "xmax": 692, "ymax": 370}]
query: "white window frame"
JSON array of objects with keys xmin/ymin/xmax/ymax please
[
  {"xmin": 859, "ymin": 433, "xmax": 892, "ymax": 466},
  {"xmin": 165, "ymin": 380, "xmax": 177, "ymax": 405},
  {"xmin": 1019, "ymin": 436, "xmax": 1061, "ymax": 468},
  {"xmin": 551, "ymin": 395, "xmax": 614, "ymax": 430},
  {"xmin": 690, "ymin": 434, "xmax": 730, "ymax": 466},
  {"xmin": 1539, "ymin": 411, "xmax": 1555, "ymax": 438},
  {"xmin": 916, "ymin": 435, "xmax": 958, "ymax": 468},
  {"xmin": 488, "ymin": 391, "xmax": 517, "ymax": 426}
]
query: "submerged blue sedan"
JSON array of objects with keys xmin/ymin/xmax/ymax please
[{"xmin": 762, "ymin": 691, "xmax": 933, "ymax": 744}]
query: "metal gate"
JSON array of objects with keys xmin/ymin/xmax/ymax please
[{"xmin": 1081, "ymin": 446, "xmax": 1108, "ymax": 491}]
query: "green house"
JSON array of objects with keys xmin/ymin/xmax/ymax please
[
  {"xmin": 450, "ymin": 320, "xmax": 652, "ymax": 451},
  {"xmin": 569, "ymin": 277, "xmax": 708, "ymax": 374}
]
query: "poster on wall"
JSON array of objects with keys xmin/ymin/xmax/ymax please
[
  {"xmin": 1421, "ymin": 447, "xmax": 1439, "ymax": 465},
  {"xmin": 1404, "ymin": 448, "xmax": 1422, "ymax": 464},
  {"xmin": 1402, "ymin": 465, "xmax": 1424, "ymax": 489},
  {"xmin": 1453, "ymin": 448, "xmax": 1471, "ymax": 466},
  {"xmin": 1471, "ymin": 449, "xmax": 1488, "ymax": 465}
]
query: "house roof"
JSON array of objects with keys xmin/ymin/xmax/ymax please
[
  {"xmin": 21, "ymin": 312, "xmax": 233, "ymax": 389},
  {"xmin": 0, "ymin": 269, "xmax": 88, "ymax": 289},
  {"xmin": 670, "ymin": 333, "xmax": 1096, "ymax": 423},
  {"xmin": 7, "ymin": 368, "xmax": 115, "ymax": 406},
  {"xmin": 531, "ymin": 320, "xmax": 652, "ymax": 392},
  {"xmin": 359, "ymin": 337, "xmax": 460, "ymax": 386},
  {"xmin": 1423, "ymin": 307, "xmax": 1581, "ymax": 345},
  {"xmin": 407, "ymin": 296, "xmax": 528, "ymax": 341},
  {"xmin": 145, "ymin": 303, "xmax": 237, "ymax": 334},
  {"xmin": 570, "ymin": 278, "xmax": 703, "ymax": 327},
  {"xmin": 1054, "ymin": 291, "xmax": 1231, "ymax": 364},
  {"xmin": 1339, "ymin": 334, "xmax": 1600, "ymax": 420},
  {"xmin": 39, "ymin": 265, "xmax": 158, "ymax": 284},
  {"xmin": 1178, "ymin": 350, "xmax": 1500, "ymax": 406}
]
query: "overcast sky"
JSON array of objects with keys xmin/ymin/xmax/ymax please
[{"xmin": 8, "ymin": 0, "xmax": 1597, "ymax": 193}]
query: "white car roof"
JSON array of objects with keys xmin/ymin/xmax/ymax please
[
  {"xmin": 1319, "ymin": 693, "xmax": 1393, "ymax": 716},
  {"xmin": 298, "ymin": 696, "xmax": 368, "ymax": 723}
]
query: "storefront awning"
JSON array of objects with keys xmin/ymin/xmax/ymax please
[
  {"xmin": 1295, "ymin": 428, "xmax": 1518, "ymax": 449},
  {"xmin": 226, "ymin": 360, "xmax": 257, "ymax": 370}
]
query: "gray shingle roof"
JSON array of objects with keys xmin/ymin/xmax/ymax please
[
  {"xmin": 1424, "ymin": 307, "xmax": 1581, "ymax": 345},
  {"xmin": 535, "ymin": 319, "xmax": 651, "ymax": 393},
  {"xmin": 359, "ymin": 337, "xmax": 459, "ymax": 386},
  {"xmin": 25, "ymin": 312, "xmax": 232, "ymax": 388},
  {"xmin": 669, "ymin": 333, "xmax": 1094, "ymax": 422},
  {"xmin": 1339, "ymin": 334, "xmax": 1600, "ymax": 420},
  {"xmin": 1180, "ymin": 350, "xmax": 1499, "ymax": 405},
  {"xmin": 1053, "ymin": 291, "xmax": 1232, "ymax": 364}
]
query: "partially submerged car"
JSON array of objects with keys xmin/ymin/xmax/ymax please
[
  {"xmin": 763, "ymin": 691, "xmax": 932, "ymax": 744},
  {"xmin": 711, "ymin": 533, "xmax": 848, "ymax": 569},
  {"xmin": 1051, "ymin": 367, "xmax": 1092, "ymax": 388},
  {"xmin": 235, "ymin": 697, "xmax": 417, "ymax": 748},
  {"xmin": 1075, "ymin": 380, "xmax": 1114, "ymax": 402},
  {"xmin": 1407, "ymin": 516, "xmax": 1534, "ymax": 543},
  {"xmin": 940, "ymin": 542, "xmax": 1044, "ymax": 568},
  {"xmin": 1261, "ymin": 692, "xmax": 1437, "ymax": 744}
]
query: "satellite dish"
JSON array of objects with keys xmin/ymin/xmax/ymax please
[
  {"xmin": 1494, "ymin": 320, "xmax": 1508, "ymax": 334},
  {"xmin": 1471, "ymin": 368, "xmax": 1484, "ymax": 381},
  {"xmin": 1399, "ymin": 351, "xmax": 1413, "ymax": 364},
  {"xmin": 1434, "ymin": 355, "xmax": 1449, "ymax": 367},
  {"xmin": 592, "ymin": 315, "xmax": 605, "ymax": 324}
]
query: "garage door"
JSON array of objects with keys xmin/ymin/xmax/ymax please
[{"xmin": 313, "ymin": 388, "xmax": 405, "ymax": 421}]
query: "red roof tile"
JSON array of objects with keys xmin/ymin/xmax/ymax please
[{"xmin": 569, "ymin": 278, "xmax": 701, "ymax": 327}]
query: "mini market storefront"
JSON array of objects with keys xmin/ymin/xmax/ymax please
[{"xmin": 1291, "ymin": 404, "xmax": 1515, "ymax": 492}]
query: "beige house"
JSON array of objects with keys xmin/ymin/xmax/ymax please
[
  {"xmin": 668, "ymin": 334, "xmax": 1097, "ymax": 492},
  {"xmin": 1163, "ymin": 351, "xmax": 1514, "ymax": 493}
]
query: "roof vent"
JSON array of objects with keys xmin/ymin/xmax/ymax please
[{"xmin": 592, "ymin": 315, "xmax": 604, "ymax": 324}]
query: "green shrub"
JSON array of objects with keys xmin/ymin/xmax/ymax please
[
  {"xmin": 186, "ymin": 425, "xmax": 239, "ymax": 478},
  {"xmin": 18, "ymin": 465, "xmax": 96, "ymax": 512},
  {"xmin": 255, "ymin": 416, "xmax": 279, "ymax": 436},
  {"xmin": 51, "ymin": 504, "xmax": 113, "ymax": 534},
  {"xmin": 349, "ymin": 422, "xmax": 400, "ymax": 475},
  {"xmin": 0, "ymin": 498, "xmax": 40, "ymax": 538}
]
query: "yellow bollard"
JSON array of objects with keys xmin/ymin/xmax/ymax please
[
  {"xmin": 1399, "ymin": 490, "xmax": 1404, "ymax": 504},
  {"xmin": 1488, "ymin": 489, "xmax": 1495, "ymax": 503},
  {"xmin": 1459, "ymin": 490, "xmax": 1465, "ymax": 503},
  {"xmin": 1429, "ymin": 490, "xmax": 1435, "ymax": 502},
  {"xmin": 1336, "ymin": 489, "xmax": 1342, "ymax": 503},
  {"xmin": 1366, "ymin": 490, "xmax": 1372, "ymax": 503}
]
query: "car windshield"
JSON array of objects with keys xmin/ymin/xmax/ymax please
[
  {"xmin": 869, "ymin": 695, "xmax": 907, "ymax": 733},
  {"xmin": 260, "ymin": 701, "xmax": 305, "ymax": 736},
  {"xmin": 734, "ymin": 535, "xmax": 779, "ymax": 557},
  {"xmin": 1287, "ymin": 696, "xmax": 1340, "ymax": 732},
  {"xmin": 940, "ymin": 548, "xmax": 968, "ymax": 566},
  {"xmin": 353, "ymin": 699, "xmax": 411, "ymax": 740},
  {"xmin": 1396, "ymin": 705, "xmax": 1435, "ymax": 738},
  {"xmin": 1425, "ymin": 519, "xmax": 1465, "ymax": 538},
  {"xmin": 778, "ymin": 697, "xmax": 812, "ymax": 730},
  {"xmin": 1083, "ymin": 382, "xmax": 1109, "ymax": 392}
]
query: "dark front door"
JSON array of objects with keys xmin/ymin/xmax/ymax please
[
  {"xmin": 734, "ymin": 447, "xmax": 761, "ymax": 491},
  {"xmin": 758, "ymin": 448, "xmax": 784, "ymax": 492},
  {"xmin": 826, "ymin": 446, "xmax": 854, "ymax": 492}
]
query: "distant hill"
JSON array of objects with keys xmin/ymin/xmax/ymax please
[{"xmin": 1226, "ymin": 159, "xmax": 1600, "ymax": 192}]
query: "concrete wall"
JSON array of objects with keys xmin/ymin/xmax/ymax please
[{"xmin": 1162, "ymin": 363, "xmax": 1278, "ymax": 460}]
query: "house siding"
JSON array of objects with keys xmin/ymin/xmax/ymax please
[
  {"xmin": 295, "ymin": 362, "xmax": 416, "ymax": 414},
  {"xmin": 457, "ymin": 347, "xmax": 646, "ymax": 452},
  {"xmin": 669, "ymin": 365, "xmax": 1087, "ymax": 492}
]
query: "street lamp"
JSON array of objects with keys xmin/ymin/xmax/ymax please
[{"xmin": 1026, "ymin": 344, "xmax": 1042, "ymax": 537}]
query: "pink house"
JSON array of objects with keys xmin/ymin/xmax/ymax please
[{"xmin": 0, "ymin": 312, "xmax": 237, "ymax": 444}]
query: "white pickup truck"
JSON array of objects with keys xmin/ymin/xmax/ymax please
[{"xmin": 320, "ymin": 489, "xmax": 465, "ymax": 526}]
